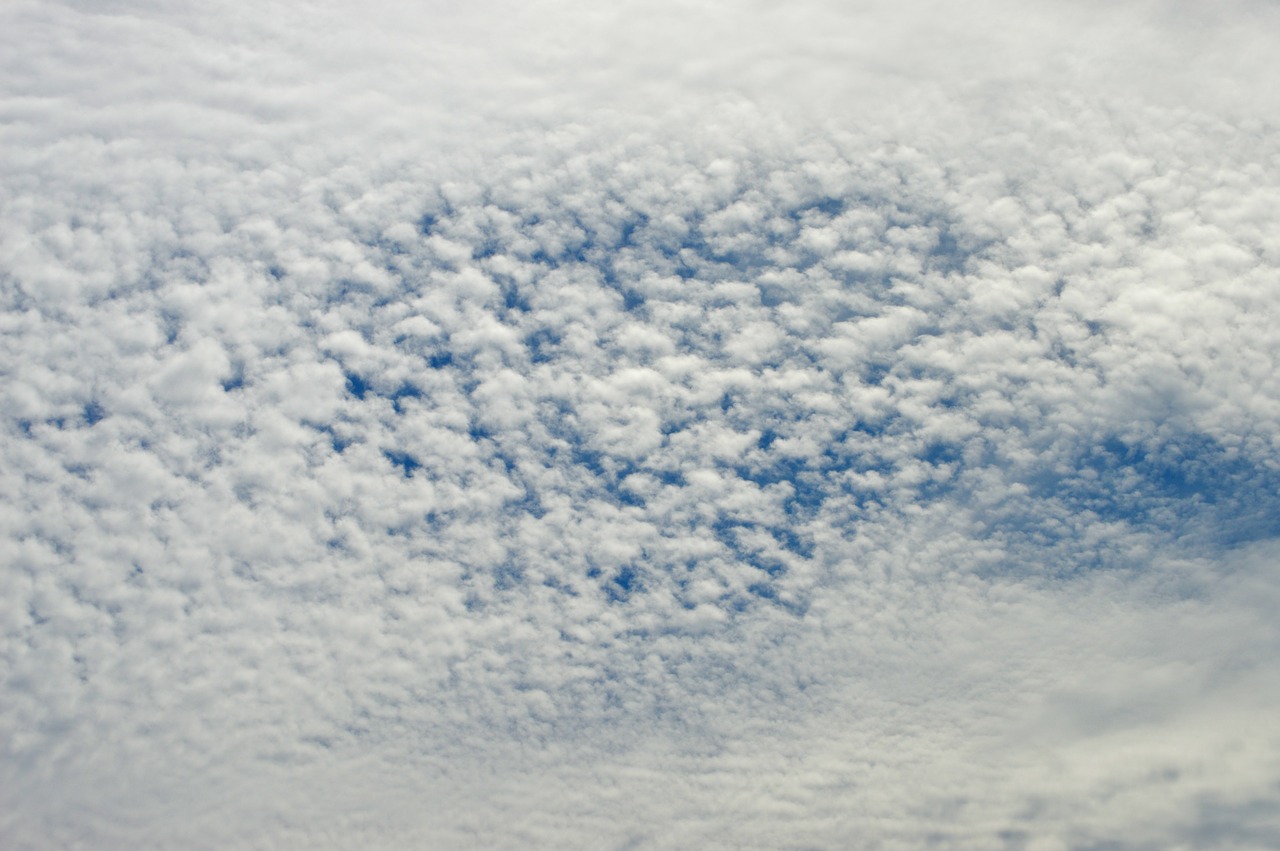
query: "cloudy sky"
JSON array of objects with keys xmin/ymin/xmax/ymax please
[{"xmin": 3, "ymin": 0, "xmax": 1280, "ymax": 848}]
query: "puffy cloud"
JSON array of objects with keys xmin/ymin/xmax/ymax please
[{"xmin": 3, "ymin": 0, "xmax": 1280, "ymax": 848}]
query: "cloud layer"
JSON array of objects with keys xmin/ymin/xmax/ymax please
[{"xmin": 3, "ymin": 1, "xmax": 1279, "ymax": 848}]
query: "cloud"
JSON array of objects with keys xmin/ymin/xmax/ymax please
[{"xmin": 2, "ymin": 0, "xmax": 1280, "ymax": 848}]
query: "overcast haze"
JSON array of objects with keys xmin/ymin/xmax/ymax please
[{"xmin": 3, "ymin": 1, "xmax": 1280, "ymax": 848}]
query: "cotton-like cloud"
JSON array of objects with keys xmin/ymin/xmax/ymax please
[{"xmin": 2, "ymin": 1, "xmax": 1279, "ymax": 849}]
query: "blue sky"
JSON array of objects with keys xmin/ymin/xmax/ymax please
[{"xmin": 2, "ymin": 0, "xmax": 1280, "ymax": 848}]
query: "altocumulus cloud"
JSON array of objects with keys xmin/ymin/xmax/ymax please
[{"xmin": 3, "ymin": 0, "xmax": 1280, "ymax": 848}]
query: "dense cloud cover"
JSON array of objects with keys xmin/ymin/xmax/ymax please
[{"xmin": 3, "ymin": 1, "xmax": 1280, "ymax": 848}]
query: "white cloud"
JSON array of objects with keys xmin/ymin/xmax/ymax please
[{"xmin": 3, "ymin": 0, "xmax": 1280, "ymax": 848}]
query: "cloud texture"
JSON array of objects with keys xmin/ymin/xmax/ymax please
[{"xmin": 3, "ymin": 1, "xmax": 1280, "ymax": 848}]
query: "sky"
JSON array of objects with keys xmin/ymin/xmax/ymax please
[{"xmin": 2, "ymin": 0, "xmax": 1280, "ymax": 848}]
